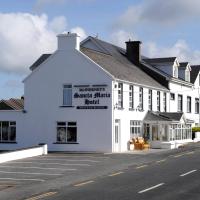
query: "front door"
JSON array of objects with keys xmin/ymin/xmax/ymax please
[{"xmin": 114, "ymin": 119, "xmax": 120, "ymax": 152}]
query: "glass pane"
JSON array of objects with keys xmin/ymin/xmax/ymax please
[
  {"xmin": 57, "ymin": 127, "xmax": 66, "ymax": 142},
  {"xmin": 9, "ymin": 127, "xmax": 16, "ymax": 141},
  {"xmin": 67, "ymin": 127, "xmax": 77, "ymax": 142}
]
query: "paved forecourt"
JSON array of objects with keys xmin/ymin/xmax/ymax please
[{"xmin": 0, "ymin": 153, "xmax": 109, "ymax": 188}]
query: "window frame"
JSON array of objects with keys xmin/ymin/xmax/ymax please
[
  {"xmin": 63, "ymin": 84, "xmax": 72, "ymax": 106},
  {"xmin": 0, "ymin": 121, "xmax": 16, "ymax": 143},
  {"xmin": 178, "ymin": 94, "xmax": 183, "ymax": 112},
  {"xmin": 157, "ymin": 91, "xmax": 160, "ymax": 111},
  {"xmin": 129, "ymin": 85, "xmax": 134, "ymax": 109},
  {"xmin": 195, "ymin": 98, "xmax": 199, "ymax": 114},
  {"xmin": 170, "ymin": 93, "xmax": 175, "ymax": 100},
  {"xmin": 187, "ymin": 96, "xmax": 191, "ymax": 113},
  {"xmin": 163, "ymin": 92, "xmax": 167, "ymax": 112},
  {"xmin": 130, "ymin": 120, "xmax": 142, "ymax": 138},
  {"xmin": 139, "ymin": 87, "xmax": 143, "ymax": 110},
  {"xmin": 148, "ymin": 89, "xmax": 152, "ymax": 111},
  {"xmin": 56, "ymin": 121, "xmax": 77, "ymax": 143},
  {"xmin": 118, "ymin": 83, "xmax": 123, "ymax": 109}
]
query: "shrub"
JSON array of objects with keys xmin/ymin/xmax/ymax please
[{"xmin": 192, "ymin": 127, "xmax": 200, "ymax": 133}]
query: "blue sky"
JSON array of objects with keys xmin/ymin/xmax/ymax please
[{"xmin": 0, "ymin": 0, "xmax": 200, "ymax": 99}]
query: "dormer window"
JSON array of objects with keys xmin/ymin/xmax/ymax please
[
  {"xmin": 173, "ymin": 65, "xmax": 178, "ymax": 78},
  {"xmin": 185, "ymin": 69, "xmax": 190, "ymax": 82}
]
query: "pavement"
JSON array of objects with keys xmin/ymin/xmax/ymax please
[{"xmin": 0, "ymin": 142, "xmax": 199, "ymax": 200}]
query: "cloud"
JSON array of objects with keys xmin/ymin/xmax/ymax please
[
  {"xmin": 110, "ymin": 30, "xmax": 136, "ymax": 48},
  {"xmin": 143, "ymin": 39, "xmax": 200, "ymax": 65},
  {"xmin": 49, "ymin": 16, "xmax": 67, "ymax": 33},
  {"xmin": 115, "ymin": 0, "xmax": 200, "ymax": 28},
  {"xmin": 0, "ymin": 12, "xmax": 86, "ymax": 74},
  {"xmin": 70, "ymin": 27, "xmax": 87, "ymax": 40}
]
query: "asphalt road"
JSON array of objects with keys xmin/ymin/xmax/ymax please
[
  {"xmin": 46, "ymin": 147, "xmax": 200, "ymax": 200},
  {"xmin": 0, "ymin": 143, "xmax": 200, "ymax": 200}
]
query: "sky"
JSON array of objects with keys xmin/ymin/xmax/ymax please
[{"xmin": 1, "ymin": 0, "xmax": 200, "ymax": 99}]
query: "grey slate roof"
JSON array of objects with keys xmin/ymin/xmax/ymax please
[
  {"xmin": 190, "ymin": 65, "xmax": 200, "ymax": 84},
  {"xmin": 179, "ymin": 62, "xmax": 189, "ymax": 69},
  {"xmin": 30, "ymin": 54, "xmax": 51, "ymax": 71},
  {"xmin": 81, "ymin": 47, "xmax": 167, "ymax": 90},
  {"xmin": 144, "ymin": 111, "xmax": 183, "ymax": 122},
  {"xmin": 143, "ymin": 57, "xmax": 176, "ymax": 64}
]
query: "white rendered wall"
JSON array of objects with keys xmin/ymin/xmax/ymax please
[{"xmin": 23, "ymin": 49, "xmax": 113, "ymax": 152}]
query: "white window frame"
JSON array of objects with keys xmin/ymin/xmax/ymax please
[
  {"xmin": 130, "ymin": 120, "xmax": 142, "ymax": 138},
  {"xmin": 163, "ymin": 92, "xmax": 167, "ymax": 112},
  {"xmin": 118, "ymin": 83, "xmax": 123, "ymax": 108},
  {"xmin": 157, "ymin": 91, "xmax": 160, "ymax": 111},
  {"xmin": 63, "ymin": 84, "xmax": 72, "ymax": 106},
  {"xmin": 178, "ymin": 94, "xmax": 183, "ymax": 112},
  {"xmin": 187, "ymin": 96, "xmax": 191, "ymax": 113},
  {"xmin": 195, "ymin": 98, "xmax": 199, "ymax": 114},
  {"xmin": 148, "ymin": 90, "xmax": 152, "ymax": 111},
  {"xmin": 129, "ymin": 85, "xmax": 134, "ymax": 109},
  {"xmin": 0, "ymin": 121, "xmax": 16, "ymax": 142},
  {"xmin": 57, "ymin": 121, "xmax": 77, "ymax": 143},
  {"xmin": 139, "ymin": 87, "xmax": 143, "ymax": 110}
]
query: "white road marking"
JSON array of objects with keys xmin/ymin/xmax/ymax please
[
  {"xmin": 74, "ymin": 180, "xmax": 94, "ymax": 187},
  {"xmin": 108, "ymin": 172, "xmax": 124, "ymax": 177},
  {"xmin": 25, "ymin": 191, "xmax": 57, "ymax": 200},
  {"xmin": 138, "ymin": 183, "xmax": 165, "ymax": 194},
  {"xmin": 27, "ymin": 159, "xmax": 100, "ymax": 163},
  {"xmin": 185, "ymin": 151, "xmax": 194, "ymax": 155},
  {"xmin": 156, "ymin": 159, "xmax": 166, "ymax": 163},
  {"xmin": 9, "ymin": 161, "xmax": 91, "ymax": 166},
  {"xmin": 43, "ymin": 155, "xmax": 109, "ymax": 159},
  {"xmin": 0, "ymin": 171, "xmax": 62, "ymax": 176},
  {"xmin": 174, "ymin": 154, "xmax": 185, "ymax": 158},
  {"xmin": 0, "ymin": 165, "xmax": 76, "ymax": 171},
  {"xmin": 0, "ymin": 178, "xmax": 45, "ymax": 182},
  {"xmin": 180, "ymin": 169, "xmax": 197, "ymax": 177}
]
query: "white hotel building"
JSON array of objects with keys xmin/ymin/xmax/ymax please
[{"xmin": 0, "ymin": 32, "xmax": 200, "ymax": 152}]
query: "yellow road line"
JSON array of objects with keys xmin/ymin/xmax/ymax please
[
  {"xmin": 25, "ymin": 191, "xmax": 57, "ymax": 200},
  {"xmin": 156, "ymin": 159, "xmax": 166, "ymax": 163},
  {"xmin": 108, "ymin": 172, "xmax": 124, "ymax": 177},
  {"xmin": 174, "ymin": 154, "xmax": 184, "ymax": 158},
  {"xmin": 74, "ymin": 180, "xmax": 94, "ymax": 187},
  {"xmin": 185, "ymin": 151, "xmax": 194, "ymax": 155},
  {"xmin": 136, "ymin": 165, "xmax": 148, "ymax": 169}
]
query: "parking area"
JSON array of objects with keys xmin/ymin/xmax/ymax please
[{"xmin": 0, "ymin": 153, "xmax": 111, "ymax": 189}]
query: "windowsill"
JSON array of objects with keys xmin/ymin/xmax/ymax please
[
  {"xmin": 53, "ymin": 142, "xmax": 79, "ymax": 144},
  {"xmin": 60, "ymin": 106, "xmax": 75, "ymax": 108},
  {"xmin": 0, "ymin": 141, "xmax": 17, "ymax": 144},
  {"xmin": 117, "ymin": 107, "xmax": 124, "ymax": 110}
]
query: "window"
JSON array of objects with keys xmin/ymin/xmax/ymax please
[
  {"xmin": 0, "ymin": 121, "xmax": 16, "ymax": 142},
  {"xmin": 157, "ymin": 91, "xmax": 160, "ymax": 111},
  {"xmin": 148, "ymin": 90, "xmax": 152, "ymax": 111},
  {"xmin": 195, "ymin": 98, "xmax": 199, "ymax": 114},
  {"xmin": 178, "ymin": 94, "xmax": 183, "ymax": 112},
  {"xmin": 185, "ymin": 70, "xmax": 190, "ymax": 82},
  {"xmin": 173, "ymin": 65, "xmax": 178, "ymax": 78},
  {"xmin": 163, "ymin": 93, "xmax": 167, "ymax": 112},
  {"xmin": 130, "ymin": 120, "xmax": 142, "ymax": 138},
  {"xmin": 118, "ymin": 83, "xmax": 123, "ymax": 108},
  {"xmin": 129, "ymin": 85, "xmax": 134, "ymax": 109},
  {"xmin": 187, "ymin": 96, "xmax": 191, "ymax": 113},
  {"xmin": 170, "ymin": 93, "xmax": 175, "ymax": 100},
  {"xmin": 139, "ymin": 87, "xmax": 143, "ymax": 110},
  {"xmin": 63, "ymin": 84, "xmax": 72, "ymax": 106},
  {"xmin": 57, "ymin": 121, "xmax": 77, "ymax": 143}
]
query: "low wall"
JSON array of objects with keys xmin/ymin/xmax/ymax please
[{"xmin": 0, "ymin": 144, "xmax": 47, "ymax": 164}]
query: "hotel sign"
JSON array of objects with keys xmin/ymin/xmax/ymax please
[{"xmin": 74, "ymin": 85, "xmax": 110, "ymax": 109}]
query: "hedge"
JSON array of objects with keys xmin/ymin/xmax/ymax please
[{"xmin": 192, "ymin": 127, "xmax": 200, "ymax": 133}]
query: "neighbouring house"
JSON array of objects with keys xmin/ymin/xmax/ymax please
[{"xmin": 0, "ymin": 32, "xmax": 199, "ymax": 152}]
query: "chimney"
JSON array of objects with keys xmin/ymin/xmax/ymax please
[
  {"xmin": 125, "ymin": 40, "xmax": 141, "ymax": 66},
  {"xmin": 57, "ymin": 32, "xmax": 80, "ymax": 51}
]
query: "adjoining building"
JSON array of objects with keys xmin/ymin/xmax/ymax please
[{"xmin": 0, "ymin": 32, "xmax": 199, "ymax": 152}]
